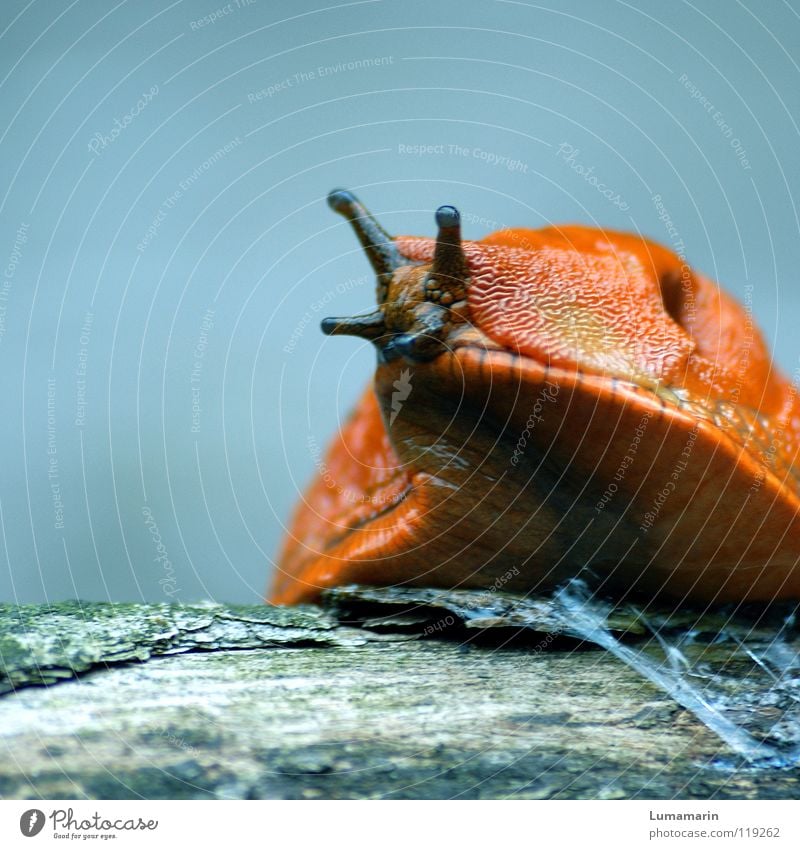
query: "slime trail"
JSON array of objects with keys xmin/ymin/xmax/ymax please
[{"xmin": 555, "ymin": 581, "xmax": 800, "ymax": 767}]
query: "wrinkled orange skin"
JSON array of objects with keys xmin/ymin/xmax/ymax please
[{"xmin": 271, "ymin": 224, "xmax": 800, "ymax": 605}]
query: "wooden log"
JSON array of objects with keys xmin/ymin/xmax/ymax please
[{"xmin": 0, "ymin": 591, "xmax": 798, "ymax": 799}]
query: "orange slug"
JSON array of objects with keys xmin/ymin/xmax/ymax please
[{"xmin": 270, "ymin": 190, "xmax": 800, "ymax": 606}]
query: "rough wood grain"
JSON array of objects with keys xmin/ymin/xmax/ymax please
[
  {"xmin": 0, "ymin": 591, "xmax": 798, "ymax": 800},
  {"xmin": 0, "ymin": 600, "xmax": 386, "ymax": 694}
]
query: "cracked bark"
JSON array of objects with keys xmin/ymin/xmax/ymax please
[{"xmin": 0, "ymin": 589, "xmax": 798, "ymax": 800}]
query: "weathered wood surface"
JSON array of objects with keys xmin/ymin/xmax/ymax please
[{"xmin": 0, "ymin": 589, "xmax": 798, "ymax": 800}]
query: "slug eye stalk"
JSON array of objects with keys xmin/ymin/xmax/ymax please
[
  {"xmin": 425, "ymin": 204, "xmax": 469, "ymax": 306},
  {"xmin": 327, "ymin": 189, "xmax": 403, "ymax": 304}
]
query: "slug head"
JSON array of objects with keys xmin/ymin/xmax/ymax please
[{"xmin": 321, "ymin": 190, "xmax": 474, "ymax": 364}]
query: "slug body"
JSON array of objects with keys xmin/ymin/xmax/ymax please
[{"xmin": 271, "ymin": 191, "xmax": 800, "ymax": 605}]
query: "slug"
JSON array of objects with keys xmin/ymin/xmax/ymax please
[{"xmin": 270, "ymin": 190, "xmax": 800, "ymax": 606}]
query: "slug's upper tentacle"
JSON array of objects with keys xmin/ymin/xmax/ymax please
[
  {"xmin": 327, "ymin": 189, "xmax": 404, "ymax": 303},
  {"xmin": 425, "ymin": 205, "xmax": 470, "ymax": 306}
]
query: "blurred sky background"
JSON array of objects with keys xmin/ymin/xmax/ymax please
[{"xmin": 1, "ymin": 0, "xmax": 799, "ymax": 603}]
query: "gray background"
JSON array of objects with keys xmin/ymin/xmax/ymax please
[{"xmin": 1, "ymin": 0, "xmax": 798, "ymax": 603}]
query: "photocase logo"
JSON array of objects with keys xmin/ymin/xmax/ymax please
[
  {"xmin": 19, "ymin": 809, "xmax": 45, "ymax": 837},
  {"xmin": 389, "ymin": 368, "xmax": 413, "ymax": 425}
]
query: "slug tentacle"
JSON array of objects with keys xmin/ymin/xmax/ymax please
[
  {"xmin": 426, "ymin": 204, "xmax": 470, "ymax": 306},
  {"xmin": 389, "ymin": 332, "xmax": 438, "ymax": 362},
  {"xmin": 320, "ymin": 310, "xmax": 386, "ymax": 340},
  {"xmin": 385, "ymin": 301, "xmax": 449, "ymax": 362},
  {"xmin": 327, "ymin": 189, "xmax": 404, "ymax": 303}
]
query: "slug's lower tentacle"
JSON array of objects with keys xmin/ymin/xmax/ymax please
[
  {"xmin": 387, "ymin": 304, "xmax": 449, "ymax": 363},
  {"xmin": 320, "ymin": 310, "xmax": 386, "ymax": 340}
]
